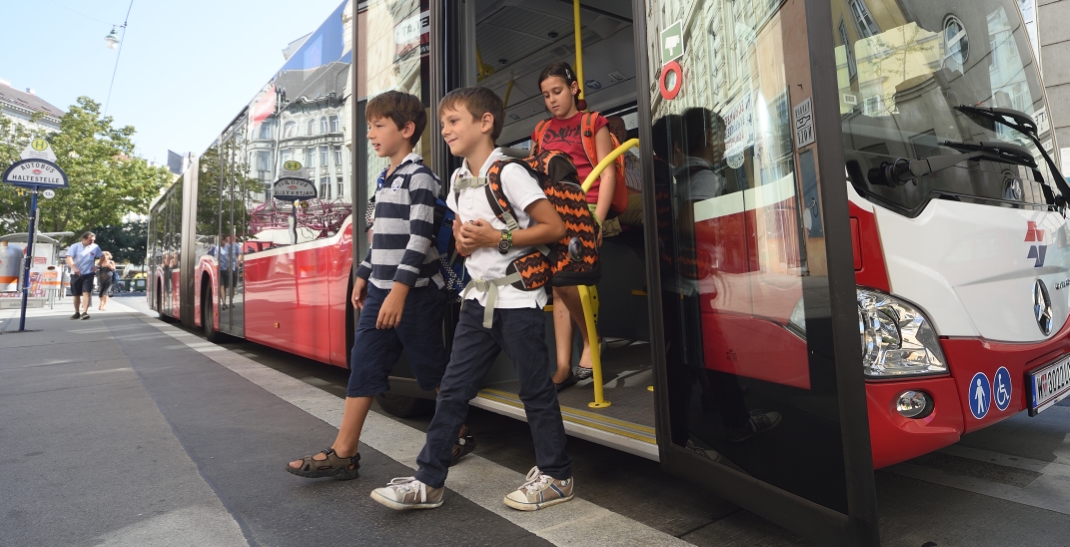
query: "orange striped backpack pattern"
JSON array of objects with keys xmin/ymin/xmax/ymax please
[{"xmin": 485, "ymin": 149, "xmax": 601, "ymax": 288}]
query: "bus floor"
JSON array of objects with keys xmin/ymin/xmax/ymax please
[{"xmin": 476, "ymin": 338, "xmax": 657, "ymax": 458}]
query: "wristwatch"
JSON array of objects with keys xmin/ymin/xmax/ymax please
[{"xmin": 498, "ymin": 229, "xmax": 513, "ymax": 254}]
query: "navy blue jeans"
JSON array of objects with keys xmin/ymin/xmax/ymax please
[
  {"xmin": 415, "ymin": 301, "xmax": 572, "ymax": 488},
  {"xmin": 346, "ymin": 283, "xmax": 448, "ymax": 397}
]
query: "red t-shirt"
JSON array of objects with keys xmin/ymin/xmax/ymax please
[{"xmin": 534, "ymin": 112, "xmax": 608, "ymax": 204}]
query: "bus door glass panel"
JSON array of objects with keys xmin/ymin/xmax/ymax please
[
  {"xmin": 195, "ymin": 144, "xmax": 222, "ymax": 326},
  {"xmin": 225, "ymin": 129, "xmax": 248, "ymax": 336},
  {"xmin": 647, "ymin": 0, "xmax": 850, "ymax": 512}
]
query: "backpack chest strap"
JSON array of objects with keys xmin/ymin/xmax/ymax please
[{"xmin": 460, "ymin": 273, "xmax": 522, "ymax": 328}]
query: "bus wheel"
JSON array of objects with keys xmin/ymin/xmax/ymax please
[
  {"xmin": 202, "ymin": 286, "xmax": 220, "ymax": 343},
  {"xmin": 157, "ymin": 283, "xmax": 175, "ymax": 323},
  {"xmin": 375, "ymin": 392, "xmax": 434, "ymax": 418}
]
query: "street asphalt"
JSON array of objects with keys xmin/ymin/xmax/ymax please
[{"xmin": 3, "ymin": 295, "xmax": 1070, "ymax": 546}]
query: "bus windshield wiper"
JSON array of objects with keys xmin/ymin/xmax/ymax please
[
  {"xmin": 955, "ymin": 104, "xmax": 1070, "ymax": 207},
  {"xmin": 873, "ymin": 140, "xmax": 1036, "ymax": 187}
]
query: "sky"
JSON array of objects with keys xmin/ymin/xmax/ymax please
[{"xmin": 2, "ymin": 0, "xmax": 343, "ymax": 165}]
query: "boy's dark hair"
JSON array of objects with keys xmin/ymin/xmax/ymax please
[
  {"xmin": 366, "ymin": 90, "xmax": 427, "ymax": 146},
  {"xmin": 537, "ymin": 61, "xmax": 580, "ymax": 109},
  {"xmin": 439, "ymin": 87, "xmax": 504, "ymax": 141},
  {"xmin": 81, "ymin": 231, "xmax": 95, "ymax": 241}
]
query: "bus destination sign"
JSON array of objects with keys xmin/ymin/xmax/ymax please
[
  {"xmin": 2, "ymin": 159, "xmax": 69, "ymax": 189},
  {"xmin": 273, "ymin": 177, "xmax": 316, "ymax": 201}
]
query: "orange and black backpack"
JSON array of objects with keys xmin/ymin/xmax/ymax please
[
  {"xmin": 533, "ymin": 112, "xmax": 628, "ymax": 218},
  {"xmin": 481, "ymin": 148, "xmax": 601, "ymax": 289}
]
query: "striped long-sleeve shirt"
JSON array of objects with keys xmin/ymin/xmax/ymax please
[{"xmin": 356, "ymin": 153, "xmax": 444, "ymax": 290}]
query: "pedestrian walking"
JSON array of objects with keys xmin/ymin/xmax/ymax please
[
  {"xmin": 97, "ymin": 251, "xmax": 116, "ymax": 311},
  {"xmin": 65, "ymin": 232, "xmax": 102, "ymax": 320}
]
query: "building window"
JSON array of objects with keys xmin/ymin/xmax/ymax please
[
  {"xmin": 305, "ymin": 148, "xmax": 314, "ymax": 167},
  {"xmin": 337, "ymin": 177, "xmax": 344, "ymax": 199},
  {"xmin": 320, "ymin": 146, "xmax": 329, "ymax": 166},
  {"xmin": 281, "ymin": 149, "xmax": 293, "ymax": 163},
  {"xmin": 320, "ymin": 176, "xmax": 331, "ymax": 199},
  {"xmin": 839, "ymin": 20, "xmax": 856, "ymax": 80},
  {"xmin": 330, "ymin": 115, "xmax": 340, "ymax": 133},
  {"xmin": 320, "ymin": 117, "xmax": 329, "ymax": 134},
  {"xmin": 306, "ymin": 119, "xmax": 316, "ymax": 135},
  {"xmin": 333, "ymin": 146, "xmax": 342, "ymax": 165},
  {"xmin": 258, "ymin": 121, "xmax": 273, "ymax": 140},
  {"xmin": 283, "ymin": 121, "xmax": 297, "ymax": 138},
  {"xmin": 255, "ymin": 150, "xmax": 271, "ymax": 174},
  {"xmin": 849, "ymin": 0, "xmax": 879, "ymax": 39}
]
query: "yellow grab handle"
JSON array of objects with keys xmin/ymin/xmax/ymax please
[
  {"xmin": 582, "ymin": 138, "xmax": 639, "ymax": 193},
  {"xmin": 574, "ymin": 0, "xmax": 584, "ymax": 100}
]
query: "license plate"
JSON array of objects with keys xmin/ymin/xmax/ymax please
[{"xmin": 1028, "ymin": 355, "xmax": 1070, "ymax": 416}]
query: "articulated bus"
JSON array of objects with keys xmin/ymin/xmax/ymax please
[{"xmin": 149, "ymin": 0, "xmax": 1068, "ymax": 541}]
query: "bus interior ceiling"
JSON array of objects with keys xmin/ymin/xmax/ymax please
[{"xmin": 464, "ymin": 1, "xmax": 657, "ymax": 437}]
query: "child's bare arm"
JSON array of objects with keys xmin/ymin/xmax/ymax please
[{"xmin": 593, "ymin": 126, "xmax": 616, "ymax": 224}]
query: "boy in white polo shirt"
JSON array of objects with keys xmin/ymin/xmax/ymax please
[{"xmin": 372, "ymin": 87, "xmax": 574, "ymax": 511}]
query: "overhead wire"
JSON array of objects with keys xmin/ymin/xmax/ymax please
[{"xmin": 42, "ymin": 0, "xmax": 116, "ymax": 26}]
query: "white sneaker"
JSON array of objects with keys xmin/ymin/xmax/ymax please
[
  {"xmin": 503, "ymin": 466, "xmax": 574, "ymax": 511},
  {"xmin": 370, "ymin": 477, "xmax": 443, "ymax": 510}
]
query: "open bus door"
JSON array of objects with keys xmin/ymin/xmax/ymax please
[
  {"xmin": 423, "ymin": 1, "xmax": 880, "ymax": 543},
  {"xmin": 635, "ymin": 0, "xmax": 879, "ymax": 544}
]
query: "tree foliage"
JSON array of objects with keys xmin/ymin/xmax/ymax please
[
  {"xmin": 0, "ymin": 97, "xmax": 172, "ymax": 246},
  {"xmin": 91, "ymin": 219, "xmax": 148, "ymax": 266}
]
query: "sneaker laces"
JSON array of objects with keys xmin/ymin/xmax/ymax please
[
  {"xmin": 519, "ymin": 466, "xmax": 551, "ymax": 495},
  {"xmin": 386, "ymin": 477, "xmax": 427, "ymax": 502}
]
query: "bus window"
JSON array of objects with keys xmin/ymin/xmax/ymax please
[{"xmin": 834, "ymin": 0, "xmax": 1054, "ymax": 216}]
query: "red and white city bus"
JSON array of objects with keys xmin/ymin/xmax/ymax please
[{"xmin": 149, "ymin": 0, "xmax": 1070, "ymax": 511}]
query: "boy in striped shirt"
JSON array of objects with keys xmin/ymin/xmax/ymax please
[{"xmin": 287, "ymin": 90, "xmax": 472, "ymax": 480}]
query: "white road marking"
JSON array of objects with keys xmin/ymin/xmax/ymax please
[{"xmin": 116, "ymin": 302, "xmax": 691, "ymax": 547}]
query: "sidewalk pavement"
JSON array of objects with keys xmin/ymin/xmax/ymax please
[{"xmin": 0, "ymin": 303, "xmax": 693, "ymax": 547}]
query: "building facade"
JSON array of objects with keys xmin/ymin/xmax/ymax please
[{"xmin": 0, "ymin": 79, "xmax": 63, "ymax": 133}]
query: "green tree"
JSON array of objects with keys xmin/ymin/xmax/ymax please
[
  {"xmin": 0, "ymin": 97, "xmax": 172, "ymax": 245},
  {"xmin": 91, "ymin": 219, "xmax": 148, "ymax": 265}
]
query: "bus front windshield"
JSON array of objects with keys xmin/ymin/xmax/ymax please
[{"xmin": 834, "ymin": 0, "xmax": 1054, "ymax": 216}]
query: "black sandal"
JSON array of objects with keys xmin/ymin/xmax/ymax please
[
  {"xmin": 554, "ymin": 372, "xmax": 579, "ymax": 392},
  {"xmin": 286, "ymin": 448, "xmax": 361, "ymax": 480},
  {"xmin": 450, "ymin": 426, "xmax": 476, "ymax": 466}
]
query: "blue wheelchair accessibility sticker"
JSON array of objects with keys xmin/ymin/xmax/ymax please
[
  {"xmin": 993, "ymin": 366, "xmax": 1012, "ymax": 412},
  {"xmin": 969, "ymin": 371, "xmax": 991, "ymax": 419}
]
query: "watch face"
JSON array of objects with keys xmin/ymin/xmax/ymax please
[{"xmin": 498, "ymin": 239, "xmax": 510, "ymax": 253}]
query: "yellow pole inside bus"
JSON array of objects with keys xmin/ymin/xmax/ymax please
[
  {"xmin": 574, "ymin": 0, "xmax": 584, "ymax": 103},
  {"xmin": 578, "ymin": 140, "xmax": 639, "ymax": 408}
]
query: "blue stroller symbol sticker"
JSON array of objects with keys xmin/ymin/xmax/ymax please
[
  {"xmin": 969, "ymin": 372, "xmax": 991, "ymax": 419},
  {"xmin": 993, "ymin": 367, "xmax": 1012, "ymax": 411}
]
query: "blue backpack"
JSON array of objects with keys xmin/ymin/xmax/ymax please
[{"xmin": 370, "ymin": 163, "xmax": 468, "ymax": 302}]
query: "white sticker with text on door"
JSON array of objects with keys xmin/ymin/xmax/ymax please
[{"xmin": 793, "ymin": 97, "xmax": 815, "ymax": 149}]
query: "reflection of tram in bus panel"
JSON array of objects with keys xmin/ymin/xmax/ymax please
[{"xmin": 147, "ymin": 0, "xmax": 1070, "ymax": 476}]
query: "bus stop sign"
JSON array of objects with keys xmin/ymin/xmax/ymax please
[{"xmin": 273, "ymin": 177, "xmax": 317, "ymax": 201}]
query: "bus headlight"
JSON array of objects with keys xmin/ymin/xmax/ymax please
[{"xmin": 858, "ymin": 289, "xmax": 947, "ymax": 377}]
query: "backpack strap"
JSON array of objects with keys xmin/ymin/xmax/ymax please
[
  {"xmin": 532, "ymin": 119, "xmax": 552, "ymax": 155},
  {"xmin": 485, "ymin": 159, "xmax": 523, "ymax": 231},
  {"xmin": 580, "ymin": 112, "xmax": 600, "ymax": 173},
  {"xmin": 460, "ymin": 274, "xmax": 522, "ymax": 328}
]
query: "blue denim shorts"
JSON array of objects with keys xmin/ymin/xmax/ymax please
[{"xmin": 346, "ymin": 283, "xmax": 448, "ymax": 398}]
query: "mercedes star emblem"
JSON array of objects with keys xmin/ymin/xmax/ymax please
[{"xmin": 1034, "ymin": 279, "xmax": 1053, "ymax": 336}]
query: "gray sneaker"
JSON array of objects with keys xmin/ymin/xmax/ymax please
[
  {"xmin": 370, "ymin": 477, "xmax": 443, "ymax": 510},
  {"xmin": 503, "ymin": 466, "xmax": 574, "ymax": 511}
]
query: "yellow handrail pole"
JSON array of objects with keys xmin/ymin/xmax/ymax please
[
  {"xmin": 582, "ymin": 138, "xmax": 639, "ymax": 192},
  {"xmin": 503, "ymin": 79, "xmax": 516, "ymax": 109},
  {"xmin": 579, "ymin": 284, "xmax": 610, "ymax": 408},
  {"xmin": 574, "ymin": 0, "xmax": 585, "ymax": 102}
]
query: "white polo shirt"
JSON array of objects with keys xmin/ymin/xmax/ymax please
[{"xmin": 447, "ymin": 148, "xmax": 548, "ymax": 310}]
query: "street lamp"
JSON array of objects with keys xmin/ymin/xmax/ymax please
[{"xmin": 105, "ymin": 27, "xmax": 121, "ymax": 49}]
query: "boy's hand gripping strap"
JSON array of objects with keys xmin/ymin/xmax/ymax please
[{"xmin": 460, "ymin": 274, "xmax": 522, "ymax": 328}]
